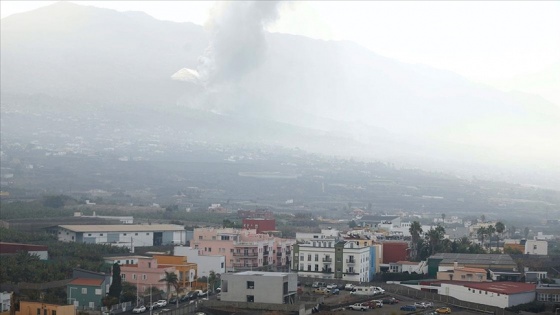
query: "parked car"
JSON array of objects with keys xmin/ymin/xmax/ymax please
[
  {"xmin": 312, "ymin": 282, "xmax": 320, "ymax": 288},
  {"xmin": 401, "ymin": 305, "xmax": 417, "ymax": 312},
  {"xmin": 362, "ymin": 300, "xmax": 378, "ymax": 309},
  {"xmin": 331, "ymin": 288, "xmax": 340, "ymax": 295},
  {"xmin": 348, "ymin": 303, "xmax": 369, "ymax": 311},
  {"xmin": 312, "ymin": 288, "xmax": 330, "ymax": 295},
  {"xmin": 372, "ymin": 300, "xmax": 383, "ymax": 308},
  {"xmin": 157, "ymin": 300, "xmax": 167, "ymax": 307},
  {"xmin": 169, "ymin": 296, "xmax": 178, "ymax": 304},
  {"xmin": 216, "ymin": 293, "xmax": 221, "ymax": 301},
  {"xmin": 414, "ymin": 302, "xmax": 432, "ymax": 309},
  {"xmin": 382, "ymin": 297, "xmax": 399, "ymax": 304},
  {"xmin": 345, "ymin": 283, "xmax": 355, "ymax": 291},
  {"xmin": 326, "ymin": 283, "xmax": 338, "ymax": 289},
  {"xmin": 436, "ymin": 307, "xmax": 451, "ymax": 314},
  {"xmin": 132, "ymin": 305, "xmax": 146, "ymax": 313}
]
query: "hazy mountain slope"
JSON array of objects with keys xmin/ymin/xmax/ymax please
[{"xmin": 1, "ymin": 2, "xmax": 559, "ymax": 183}]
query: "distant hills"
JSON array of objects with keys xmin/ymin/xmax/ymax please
[{"xmin": 1, "ymin": 2, "xmax": 559, "ymax": 187}]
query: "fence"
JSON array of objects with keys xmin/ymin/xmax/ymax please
[{"xmin": 383, "ymin": 283, "xmax": 519, "ymax": 315}]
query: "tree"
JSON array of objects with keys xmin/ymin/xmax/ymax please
[
  {"xmin": 486, "ymin": 225, "xmax": 496, "ymax": 249},
  {"xmin": 208, "ymin": 270, "xmax": 218, "ymax": 292},
  {"xmin": 441, "ymin": 213, "xmax": 446, "ymax": 223},
  {"xmin": 108, "ymin": 263, "xmax": 122, "ymax": 300},
  {"xmin": 409, "ymin": 221, "xmax": 423, "ymax": 261},
  {"xmin": 524, "ymin": 227, "xmax": 530, "ymax": 239},
  {"xmin": 480, "ymin": 214, "xmax": 486, "ymax": 223},
  {"xmin": 159, "ymin": 271, "xmax": 179, "ymax": 301},
  {"xmin": 425, "ymin": 225, "xmax": 445, "ymax": 255},
  {"xmin": 495, "ymin": 222, "xmax": 505, "ymax": 250},
  {"xmin": 477, "ymin": 227, "xmax": 488, "ymax": 247},
  {"xmin": 348, "ymin": 220, "xmax": 358, "ymax": 228}
]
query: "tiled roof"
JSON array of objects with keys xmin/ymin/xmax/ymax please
[
  {"xmin": 69, "ymin": 278, "xmax": 104, "ymax": 286},
  {"xmin": 463, "ymin": 282, "xmax": 536, "ymax": 295},
  {"xmin": 429, "ymin": 253, "xmax": 515, "ymax": 266}
]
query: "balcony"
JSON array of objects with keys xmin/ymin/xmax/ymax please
[
  {"xmin": 233, "ymin": 263, "xmax": 258, "ymax": 268},
  {"xmin": 322, "ymin": 257, "xmax": 332, "ymax": 262},
  {"xmin": 345, "ymin": 270, "xmax": 358, "ymax": 275},
  {"xmin": 346, "ymin": 259, "xmax": 356, "ymax": 264},
  {"xmin": 263, "ymin": 250, "xmax": 270, "ymax": 256},
  {"xmin": 233, "ymin": 252, "xmax": 258, "ymax": 257}
]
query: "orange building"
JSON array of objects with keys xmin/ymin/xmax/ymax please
[
  {"xmin": 16, "ymin": 302, "xmax": 75, "ymax": 315},
  {"xmin": 153, "ymin": 255, "xmax": 198, "ymax": 289}
]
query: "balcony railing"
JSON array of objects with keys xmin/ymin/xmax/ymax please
[
  {"xmin": 263, "ymin": 251, "xmax": 270, "ymax": 256},
  {"xmin": 233, "ymin": 252, "xmax": 258, "ymax": 257},
  {"xmin": 346, "ymin": 259, "xmax": 355, "ymax": 264},
  {"xmin": 345, "ymin": 270, "xmax": 358, "ymax": 275},
  {"xmin": 322, "ymin": 257, "xmax": 332, "ymax": 262}
]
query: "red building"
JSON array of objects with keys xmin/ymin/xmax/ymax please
[
  {"xmin": 382, "ymin": 241, "xmax": 409, "ymax": 263},
  {"xmin": 242, "ymin": 218, "xmax": 276, "ymax": 234}
]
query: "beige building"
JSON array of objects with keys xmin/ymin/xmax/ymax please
[
  {"xmin": 16, "ymin": 302, "xmax": 75, "ymax": 315},
  {"xmin": 438, "ymin": 266, "xmax": 488, "ymax": 282}
]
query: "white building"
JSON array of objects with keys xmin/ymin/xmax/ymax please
[
  {"xmin": 295, "ymin": 228, "xmax": 340, "ymax": 243},
  {"xmin": 174, "ymin": 246, "xmax": 226, "ymax": 276},
  {"xmin": 1, "ymin": 291, "xmax": 12, "ymax": 312},
  {"xmin": 524, "ymin": 240, "xmax": 548, "ymax": 255},
  {"xmin": 293, "ymin": 240, "xmax": 370, "ymax": 282},
  {"xmin": 439, "ymin": 282, "xmax": 536, "ymax": 308},
  {"xmin": 220, "ymin": 271, "xmax": 297, "ymax": 304},
  {"xmin": 56, "ymin": 225, "xmax": 186, "ymax": 249}
]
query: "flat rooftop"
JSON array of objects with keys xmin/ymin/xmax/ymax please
[
  {"xmin": 59, "ymin": 224, "xmax": 185, "ymax": 232},
  {"xmin": 233, "ymin": 271, "xmax": 294, "ymax": 277}
]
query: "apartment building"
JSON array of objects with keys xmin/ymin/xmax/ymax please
[{"xmin": 220, "ymin": 271, "xmax": 297, "ymax": 304}]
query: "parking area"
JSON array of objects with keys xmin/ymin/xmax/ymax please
[{"xmin": 299, "ymin": 284, "xmax": 484, "ymax": 315}]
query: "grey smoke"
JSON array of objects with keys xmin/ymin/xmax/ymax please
[{"xmin": 173, "ymin": 1, "xmax": 284, "ymax": 112}]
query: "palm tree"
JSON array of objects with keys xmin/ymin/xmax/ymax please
[
  {"xmin": 495, "ymin": 222, "xmax": 505, "ymax": 251},
  {"xmin": 425, "ymin": 225, "xmax": 445, "ymax": 255},
  {"xmin": 159, "ymin": 271, "xmax": 179, "ymax": 301},
  {"xmin": 409, "ymin": 221, "xmax": 423, "ymax": 261},
  {"xmin": 486, "ymin": 225, "xmax": 496, "ymax": 250},
  {"xmin": 477, "ymin": 226, "xmax": 487, "ymax": 247},
  {"xmin": 208, "ymin": 270, "xmax": 218, "ymax": 293}
]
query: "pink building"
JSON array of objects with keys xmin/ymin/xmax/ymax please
[
  {"xmin": 119, "ymin": 257, "xmax": 177, "ymax": 293},
  {"xmin": 192, "ymin": 227, "xmax": 294, "ymax": 272}
]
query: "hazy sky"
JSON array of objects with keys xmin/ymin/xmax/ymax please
[{"xmin": 2, "ymin": 1, "xmax": 559, "ymax": 106}]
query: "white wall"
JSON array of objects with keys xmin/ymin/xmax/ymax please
[
  {"xmin": 525, "ymin": 240, "xmax": 547, "ymax": 255},
  {"xmin": 0, "ymin": 291, "xmax": 12, "ymax": 312},
  {"xmin": 439, "ymin": 283, "xmax": 535, "ymax": 308},
  {"xmin": 174, "ymin": 246, "xmax": 225, "ymax": 275}
]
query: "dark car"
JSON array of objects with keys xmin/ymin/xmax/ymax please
[
  {"xmin": 401, "ymin": 305, "xmax": 417, "ymax": 312},
  {"xmin": 382, "ymin": 297, "xmax": 399, "ymax": 304},
  {"xmin": 169, "ymin": 297, "xmax": 178, "ymax": 304}
]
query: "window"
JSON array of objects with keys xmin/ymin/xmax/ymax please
[
  {"xmin": 315, "ymin": 264, "xmax": 319, "ymax": 271},
  {"xmin": 307, "ymin": 265, "xmax": 311, "ymax": 271},
  {"xmin": 221, "ymin": 262, "xmax": 224, "ymax": 268},
  {"xmin": 247, "ymin": 295, "xmax": 254, "ymax": 302},
  {"xmin": 95, "ymin": 289, "xmax": 102, "ymax": 295},
  {"xmin": 123, "ymin": 233, "xmax": 127, "ymax": 236},
  {"xmin": 300, "ymin": 264, "xmax": 304, "ymax": 270},
  {"xmin": 146, "ymin": 233, "xmax": 149, "ymax": 235},
  {"xmin": 199, "ymin": 236, "xmax": 203, "ymax": 240},
  {"xmin": 247, "ymin": 281, "xmax": 254, "ymax": 289},
  {"xmin": 143, "ymin": 274, "xmax": 147, "ymax": 280},
  {"xmin": 82, "ymin": 288, "xmax": 87, "ymax": 294},
  {"xmin": 208, "ymin": 247, "xmax": 211, "ymax": 252},
  {"xmin": 100, "ymin": 234, "xmax": 103, "ymax": 236},
  {"xmin": 52, "ymin": 311, "xmax": 56, "ymax": 315},
  {"xmin": 314, "ymin": 254, "xmax": 318, "ymax": 261},
  {"xmin": 121, "ymin": 274, "xmax": 126, "ymax": 280},
  {"xmin": 307, "ymin": 254, "xmax": 311, "ymax": 261},
  {"xmin": 89, "ymin": 302, "xmax": 95, "ymax": 308},
  {"xmin": 133, "ymin": 274, "xmax": 137, "ymax": 280},
  {"xmin": 37, "ymin": 309, "xmax": 40, "ymax": 315},
  {"xmin": 300, "ymin": 255, "xmax": 304, "ymax": 261},
  {"xmin": 135, "ymin": 233, "xmax": 138, "ymax": 236},
  {"xmin": 148, "ymin": 262, "xmax": 151, "ymax": 268},
  {"xmin": 88, "ymin": 234, "xmax": 92, "ymax": 236}
]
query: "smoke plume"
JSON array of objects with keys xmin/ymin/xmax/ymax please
[{"xmin": 173, "ymin": 1, "xmax": 284, "ymax": 112}]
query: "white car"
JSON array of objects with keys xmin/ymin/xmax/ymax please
[
  {"xmin": 348, "ymin": 303, "xmax": 368, "ymax": 311},
  {"xmin": 326, "ymin": 283, "xmax": 338, "ymax": 289},
  {"xmin": 414, "ymin": 302, "xmax": 432, "ymax": 309},
  {"xmin": 345, "ymin": 283, "xmax": 355, "ymax": 291},
  {"xmin": 132, "ymin": 306, "xmax": 146, "ymax": 313},
  {"xmin": 373, "ymin": 286, "xmax": 385, "ymax": 294},
  {"xmin": 155, "ymin": 300, "xmax": 167, "ymax": 307}
]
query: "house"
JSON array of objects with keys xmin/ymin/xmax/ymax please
[
  {"xmin": 437, "ymin": 265, "xmax": 488, "ymax": 282},
  {"xmin": 438, "ymin": 281, "xmax": 536, "ymax": 308},
  {"xmin": 536, "ymin": 283, "xmax": 560, "ymax": 304},
  {"xmin": 15, "ymin": 301, "xmax": 75, "ymax": 315},
  {"xmin": 191, "ymin": 227, "xmax": 293, "ymax": 272},
  {"xmin": 525, "ymin": 271, "xmax": 548, "ymax": 283},
  {"xmin": 153, "ymin": 255, "xmax": 197, "ymax": 289},
  {"xmin": 381, "ymin": 241, "xmax": 409, "ymax": 264},
  {"xmin": 292, "ymin": 240, "xmax": 371, "ymax": 282},
  {"xmin": 488, "ymin": 269, "xmax": 522, "ymax": 282},
  {"xmin": 0, "ymin": 242, "xmax": 48, "ymax": 260},
  {"xmin": 56, "ymin": 224, "xmax": 187, "ymax": 249},
  {"xmin": 174, "ymin": 246, "xmax": 225, "ymax": 277},
  {"xmin": 242, "ymin": 218, "xmax": 275, "ymax": 234},
  {"xmin": 427, "ymin": 253, "xmax": 516, "ymax": 277},
  {"xmin": 67, "ymin": 278, "xmax": 105, "ymax": 310},
  {"xmin": 220, "ymin": 271, "xmax": 297, "ymax": 304},
  {"xmin": 118, "ymin": 257, "xmax": 177, "ymax": 293},
  {"xmin": 389, "ymin": 261, "xmax": 426, "ymax": 274}
]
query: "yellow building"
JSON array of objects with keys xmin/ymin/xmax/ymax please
[
  {"xmin": 153, "ymin": 255, "xmax": 197, "ymax": 290},
  {"xmin": 16, "ymin": 302, "xmax": 75, "ymax": 315}
]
